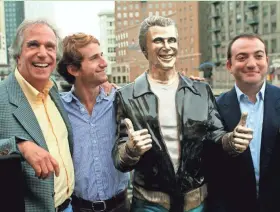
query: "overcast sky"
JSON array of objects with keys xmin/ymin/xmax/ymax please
[{"xmin": 24, "ymin": 1, "xmax": 114, "ymax": 39}]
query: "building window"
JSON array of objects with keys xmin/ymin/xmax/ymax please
[
  {"xmin": 113, "ymin": 76, "xmax": 116, "ymax": 83},
  {"xmin": 229, "ymin": 2, "xmax": 234, "ymax": 11},
  {"xmin": 124, "ymin": 20, "xmax": 128, "ymax": 26},
  {"xmin": 108, "ymin": 47, "xmax": 116, "ymax": 53},
  {"xmin": 236, "ymin": 14, "xmax": 241, "ymax": 23},
  {"xmin": 264, "ymin": 40, "xmax": 268, "ymax": 50},
  {"xmin": 162, "ymin": 3, "xmax": 166, "ymax": 8},
  {"xmin": 271, "ymin": 22, "xmax": 277, "ymax": 33},
  {"xmin": 117, "ymin": 13, "xmax": 122, "ymax": 18},
  {"xmin": 117, "ymin": 6, "xmax": 121, "ymax": 11},
  {"xmin": 149, "ymin": 4, "xmax": 153, "ymax": 9},
  {"xmin": 263, "ymin": 6, "xmax": 268, "ymax": 17},
  {"xmin": 123, "ymin": 13, "xmax": 127, "ymax": 18},
  {"xmin": 236, "ymin": 1, "xmax": 240, "ymax": 9},
  {"xmin": 271, "ymin": 39, "xmax": 277, "ymax": 53},
  {"xmin": 122, "ymin": 76, "xmax": 126, "ymax": 83},
  {"xmin": 122, "ymin": 67, "xmax": 126, "ymax": 72},
  {"xmin": 135, "ymin": 12, "xmax": 139, "ymax": 17},
  {"xmin": 190, "ymin": 37, "xmax": 194, "ymax": 44},
  {"xmin": 135, "ymin": 4, "xmax": 139, "ymax": 9},
  {"xmin": 118, "ymin": 76, "xmax": 121, "ymax": 83},
  {"xmin": 168, "ymin": 2, "xmax": 172, "ymax": 8},
  {"xmin": 271, "ymin": 4, "xmax": 276, "ymax": 15},
  {"xmin": 129, "ymin": 12, "xmax": 133, "ymax": 18},
  {"xmin": 155, "ymin": 3, "xmax": 159, "ymax": 9},
  {"xmin": 168, "ymin": 10, "xmax": 172, "ymax": 15},
  {"xmin": 129, "ymin": 4, "xmax": 133, "ymax": 10},
  {"xmin": 162, "ymin": 11, "xmax": 166, "ymax": 16}
]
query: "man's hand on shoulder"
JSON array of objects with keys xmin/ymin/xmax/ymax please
[
  {"xmin": 101, "ymin": 81, "xmax": 119, "ymax": 96},
  {"xmin": 17, "ymin": 141, "xmax": 60, "ymax": 179},
  {"xmin": 189, "ymin": 75, "xmax": 205, "ymax": 82}
]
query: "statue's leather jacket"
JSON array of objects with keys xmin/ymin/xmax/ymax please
[{"xmin": 112, "ymin": 72, "xmax": 226, "ymax": 211}]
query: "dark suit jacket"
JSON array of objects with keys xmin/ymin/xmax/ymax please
[
  {"xmin": 206, "ymin": 83, "xmax": 280, "ymax": 212},
  {"xmin": 0, "ymin": 73, "xmax": 73, "ymax": 212}
]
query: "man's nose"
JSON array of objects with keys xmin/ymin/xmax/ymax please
[
  {"xmin": 99, "ymin": 57, "xmax": 108, "ymax": 68},
  {"xmin": 163, "ymin": 40, "xmax": 171, "ymax": 50},
  {"xmin": 37, "ymin": 46, "xmax": 47, "ymax": 57},
  {"xmin": 246, "ymin": 57, "xmax": 257, "ymax": 69}
]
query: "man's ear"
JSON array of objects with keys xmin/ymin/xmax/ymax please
[
  {"xmin": 226, "ymin": 59, "xmax": 232, "ymax": 74},
  {"xmin": 66, "ymin": 65, "xmax": 79, "ymax": 77}
]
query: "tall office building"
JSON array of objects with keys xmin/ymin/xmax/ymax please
[
  {"xmin": 114, "ymin": 1, "xmax": 211, "ymax": 83},
  {"xmin": 98, "ymin": 10, "xmax": 116, "ymax": 82},
  {"xmin": 0, "ymin": 1, "xmax": 7, "ymax": 65},
  {"xmin": 211, "ymin": 1, "xmax": 280, "ymax": 90},
  {"xmin": 0, "ymin": 1, "xmax": 24, "ymax": 79},
  {"xmin": 4, "ymin": 1, "xmax": 25, "ymax": 59}
]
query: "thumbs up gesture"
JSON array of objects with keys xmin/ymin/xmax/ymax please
[
  {"xmin": 222, "ymin": 113, "xmax": 253, "ymax": 154},
  {"xmin": 124, "ymin": 118, "xmax": 152, "ymax": 157}
]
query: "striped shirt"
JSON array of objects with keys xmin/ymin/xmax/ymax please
[{"xmin": 60, "ymin": 87, "xmax": 129, "ymax": 201}]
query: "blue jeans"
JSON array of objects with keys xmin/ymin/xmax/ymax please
[
  {"xmin": 62, "ymin": 203, "xmax": 73, "ymax": 212},
  {"xmin": 131, "ymin": 197, "xmax": 204, "ymax": 212}
]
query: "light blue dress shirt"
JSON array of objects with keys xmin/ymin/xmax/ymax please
[
  {"xmin": 60, "ymin": 87, "xmax": 129, "ymax": 201},
  {"xmin": 235, "ymin": 82, "xmax": 266, "ymax": 194}
]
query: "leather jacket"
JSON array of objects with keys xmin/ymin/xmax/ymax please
[{"xmin": 112, "ymin": 72, "xmax": 226, "ymax": 211}]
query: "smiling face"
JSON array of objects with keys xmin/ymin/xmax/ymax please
[
  {"xmin": 227, "ymin": 37, "xmax": 268, "ymax": 88},
  {"xmin": 17, "ymin": 24, "xmax": 57, "ymax": 90},
  {"xmin": 145, "ymin": 25, "xmax": 178, "ymax": 72},
  {"xmin": 75, "ymin": 42, "xmax": 108, "ymax": 86}
]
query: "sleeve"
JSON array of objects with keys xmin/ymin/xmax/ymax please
[
  {"xmin": 205, "ymin": 84, "xmax": 227, "ymax": 143},
  {"xmin": 111, "ymin": 91, "xmax": 140, "ymax": 173},
  {"xmin": 0, "ymin": 136, "xmax": 25, "ymax": 160}
]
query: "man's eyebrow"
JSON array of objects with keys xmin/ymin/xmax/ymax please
[
  {"xmin": 235, "ymin": 50, "xmax": 265, "ymax": 57},
  {"xmin": 235, "ymin": 52, "xmax": 248, "ymax": 56},
  {"xmin": 153, "ymin": 37, "xmax": 164, "ymax": 41},
  {"xmin": 152, "ymin": 36, "xmax": 176, "ymax": 41},
  {"xmin": 254, "ymin": 50, "xmax": 265, "ymax": 54},
  {"xmin": 26, "ymin": 40, "xmax": 39, "ymax": 45},
  {"xmin": 26, "ymin": 40, "xmax": 56, "ymax": 47},
  {"xmin": 45, "ymin": 41, "xmax": 56, "ymax": 46},
  {"xmin": 89, "ymin": 52, "xmax": 102, "ymax": 59}
]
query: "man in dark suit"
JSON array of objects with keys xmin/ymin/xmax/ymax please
[
  {"xmin": 0, "ymin": 20, "xmax": 74, "ymax": 211},
  {"xmin": 207, "ymin": 33, "xmax": 280, "ymax": 212}
]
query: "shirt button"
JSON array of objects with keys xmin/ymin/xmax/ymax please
[{"xmin": 90, "ymin": 123, "xmax": 94, "ymax": 127}]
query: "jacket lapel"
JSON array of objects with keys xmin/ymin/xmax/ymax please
[
  {"xmin": 218, "ymin": 88, "xmax": 241, "ymax": 131},
  {"xmin": 218, "ymin": 88, "xmax": 256, "ymax": 183},
  {"xmin": 260, "ymin": 84, "xmax": 280, "ymax": 178},
  {"xmin": 7, "ymin": 74, "xmax": 48, "ymax": 150}
]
